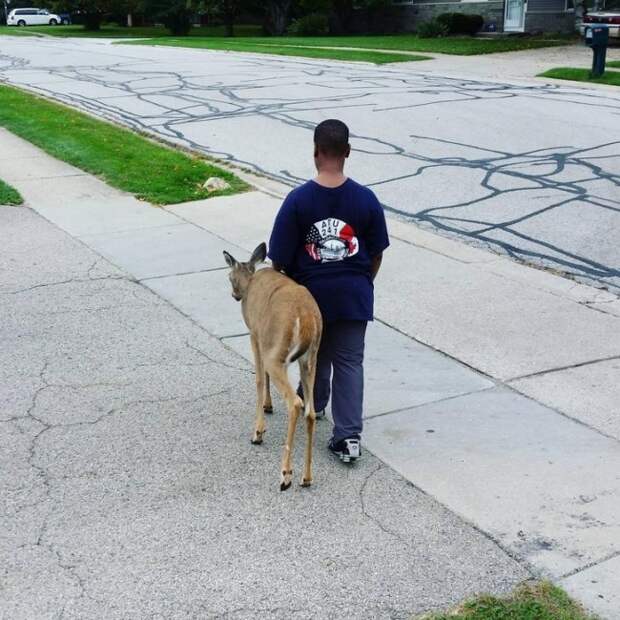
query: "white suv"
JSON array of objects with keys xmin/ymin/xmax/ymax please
[{"xmin": 7, "ymin": 8, "xmax": 63, "ymax": 26}]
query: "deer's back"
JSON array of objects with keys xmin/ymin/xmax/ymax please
[{"xmin": 243, "ymin": 268, "xmax": 321, "ymax": 354}]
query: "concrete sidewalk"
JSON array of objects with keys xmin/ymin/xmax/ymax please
[{"xmin": 1, "ymin": 127, "xmax": 619, "ymax": 618}]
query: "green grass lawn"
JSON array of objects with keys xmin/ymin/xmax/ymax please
[
  {"xmin": 0, "ymin": 24, "xmax": 263, "ymax": 38},
  {"xmin": 607, "ymin": 60, "xmax": 620, "ymax": 68},
  {"xmin": 0, "ymin": 85, "xmax": 247, "ymax": 204},
  {"xmin": 0, "ymin": 22, "xmax": 574, "ymax": 56},
  {"xmin": 0, "ymin": 25, "xmax": 36, "ymax": 36},
  {"xmin": 0, "ymin": 179, "xmax": 23, "ymax": 205},
  {"xmin": 254, "ymin": 34, "xmax": 574, "ymax": 55},
  {"xmin": 422, "ymin": 582, "xmax": 596, "ymax": 620},
  {"xmin": 124, "ymin": 33, "xmax": 573, "ymax": 56},
  {"xmin": 539, "ymin": 67, "xmax": 620, "ymax": 86},
  {"xmin": 122, "ymin": 37, "xmax": 428, "ymax": 64}
]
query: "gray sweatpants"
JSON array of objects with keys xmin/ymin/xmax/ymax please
[{"xmin": 313, "ymin": 320, "xmax": 367, "ymax": 442}]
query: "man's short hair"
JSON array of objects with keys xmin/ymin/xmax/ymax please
[{"xmin": 314, "ymin": 119, "xmax": 350, "ymax": 158}]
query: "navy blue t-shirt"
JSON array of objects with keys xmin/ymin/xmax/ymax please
[{"xmin": 268, "ymin": 178, "xmax": 390, "ymax": 323}]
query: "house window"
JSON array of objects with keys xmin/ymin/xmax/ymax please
[{"xmin": 565, "ymin": 0, "xmax": 575, "ymax": 10}]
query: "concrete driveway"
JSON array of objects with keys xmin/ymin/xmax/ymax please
[{"xmin": 0, "ymin": 37, "xmax": 619, "ymax": 292}]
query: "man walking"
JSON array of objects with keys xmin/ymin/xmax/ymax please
[{"xmin": 268, "ymin": 119, "xmax": 389, "ymax": 463}]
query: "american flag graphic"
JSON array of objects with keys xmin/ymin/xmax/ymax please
[
  {"xmin": 305, "ymin": 224, "xmax": 323, "ymax": 261},
  {"xmin": 305, "ymin": 219, "xmax": 359, "ymax": 263}
]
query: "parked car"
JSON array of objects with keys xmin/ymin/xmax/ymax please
[
  {"xmin": 580, "ymin": 0, "xmax": 620, "ymax": 39},
  {"xmin": 7, "ymin": 8, "xmax": 63, "ymax": 26}
]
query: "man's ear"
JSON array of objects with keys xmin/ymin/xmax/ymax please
[
  {"xmin": 223, "ymin": 251, "xmax": 238, "ymax": 268},
  {"xmin": 345, "ymin": 144, "xmax": 351, "ymax": 159},
  {"xmin": 249, "ymin": 242, "xmax": 267, "ymax": 267}
]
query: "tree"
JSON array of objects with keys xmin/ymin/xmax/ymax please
[
  {"xmin": 220, "ymin": 0, "xmax": 240, "ymax": 36},
  {"xmin": 118, "ymin": 0, "xmax": 145, "ymax": 26},
  {"xmin": 203, "ymin": 0, "xmax": 253, "ymax": 37},
  {"xmin": 330, "ymin": 0, "xmax": 353, "ymax": 32},
  {"xmin": 359, "ymin": 0, "xmax": 392, "ymax": 32},
  {"xmin": 144, "ymin": 0, "xmax": 196, "ymax": 35},
  {"xmin": 265, "ymin": 0, "xmax": 292, "ymax": 35},
  {"xmin": 106, "ymin": 0, "xmax": 146, "ymax": 26},
  {"xmin": 56, "ymin": 0, "xmax": 114, "ymax": 30}
]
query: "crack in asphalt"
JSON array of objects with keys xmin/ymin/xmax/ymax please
[
  {"xmin": 7, "ymin": 359, "xmax": 237, "ymax": 616},
  {"xmin": 358, "ymin": 462, "xmax": 409, "ymax": 545}
]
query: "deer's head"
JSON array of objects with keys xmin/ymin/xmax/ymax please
[{"xmin": 223, "ymin": 242, "xmax": 267, "ymax": 302}]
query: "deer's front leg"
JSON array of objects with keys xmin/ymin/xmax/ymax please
[{"xmin": 250, "ymin": 335, "xmax": 266, "ymax": 445}]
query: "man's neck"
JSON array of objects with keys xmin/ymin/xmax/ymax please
[{"xmin": 314, "ymin": 171, "xmax": 347, "ymax": 189}]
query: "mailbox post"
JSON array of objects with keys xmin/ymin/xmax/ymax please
[{"xmin": 585, "ymin": 24, "xmax": 609, "ymax": 78}]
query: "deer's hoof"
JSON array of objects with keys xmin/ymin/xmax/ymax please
[
  {"xmin": 263, "ymin": 405, "xmax": 273, "ymax": 414},
  {"xmin": 280, "ymin": 469, "xmax": 293, "ymax": 491},
  {"xmin": 300, "ymin": 478, "xmax": 313, "ymax": 488},
  {"xmin": 251, "ymin": 430, "xmax": 264, "ymax": 445}
]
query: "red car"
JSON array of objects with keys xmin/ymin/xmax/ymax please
[{"xmin": 581, "ymin": 0, "xmax": 620, "ymax": 39}]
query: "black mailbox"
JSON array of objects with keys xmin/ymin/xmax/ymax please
[
  {"xmin": 585, "ymin": 25, "xmax": 609, "ymax": 47},
  {"xmin": 585, "ymin": 24, "xmax": 609, "ymax": 78}
]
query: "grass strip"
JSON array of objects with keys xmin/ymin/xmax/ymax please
[
  {"xmin": 606, "ymin": 60, "xmax": 620, "ymax": 68},
  {"xmin": 257, "ymin": 34, "xmax": 574, "ymax": 55},
  {"xmin": 0, "ymin": 178, "xmax": 23, "ymax": 205},
  {"xmin": 122, "ymin": 38, "xmax": 427, "ymax": 64},
  {"xmin": 124, "ymin": 34, "xmax": 572, "ymax": 56},
  {"xmin": 0, "ymin": 85, "xmax": 247, "ymax": 204},
  {"xmin": 0, "ymin": 24, "xmax": 573, "ymax": 55},
  {"xmin": 539, "ymin": 67, "xmax": 620, "ymax": 86},
  {"xmin": 422, "ymin": 581, "xmax": 596, "ymax": 620}
]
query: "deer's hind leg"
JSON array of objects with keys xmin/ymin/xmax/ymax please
[
  {"xmin": 263, "ymin": 372, "xmax": 273, "ymax": 414},
  {"xmin": 266, "ymin": 360, "xmax": 303, "ymax": 491},
  {"xmin": 250, "ymin": 335, "xmax": 267, "ymax": 445},
  {"xmin": 298, "ymin": 345, "xmax": 318, "ymax": 488}
]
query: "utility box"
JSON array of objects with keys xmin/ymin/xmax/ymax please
[{"xmin": 585, "ymin": 24, "xmax": 609, "ymax": 78}]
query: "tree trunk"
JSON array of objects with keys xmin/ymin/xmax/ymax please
[
  {"xmin": 224, "ymin": 11, "xmax": 234, "ymax": 36},
  {"xmin": 268, "ymin": 0, "xmax": 291, "ymax": 36},
  {"xmin": 127, "ymin": 12, "xmax": 133, "ymax": 27},
  {"xmin": 333, "ymin": 0, "xmax": 354, "ymax": 33},
  {"xmin": 223, "ymin": 0, "xmax": 235, "ymax": 37}
]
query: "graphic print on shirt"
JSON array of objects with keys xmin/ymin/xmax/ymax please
[{"xmin": 305, "ymin": 218, "xmax": 359, "ymax": 263}]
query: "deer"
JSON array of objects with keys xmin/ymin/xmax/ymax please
[{"xmin": 223, "ymin": 242, "xmax": 323, "ymax": 491}]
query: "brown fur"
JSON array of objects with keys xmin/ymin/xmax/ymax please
[{"xmin": 224, "ymin": 243, "xmax": 323, "ymax": 490}]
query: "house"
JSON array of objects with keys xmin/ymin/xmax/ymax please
[{"xmin": 390, "ymin": 0, "xmax": 577, "ymax": 33}]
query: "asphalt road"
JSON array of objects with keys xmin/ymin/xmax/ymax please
[{"xmin": 1, "ymin": 37, "xmax": 619, "ymax": 291}]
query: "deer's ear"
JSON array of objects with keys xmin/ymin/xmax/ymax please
[
  {"xmin": 249, "ymin": 242, "xmax": 267, "ymax": 267},
  {"xmin": 223, "ymin": 251, "xmax": 238, "ymax": 268}
]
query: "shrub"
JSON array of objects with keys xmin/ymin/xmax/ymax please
[
  {"xmin": 437, "ymin": 12, "xmax": 484, "ymax": 36},
  {"xmin": 287, "ymin": 12, "xmax": 329, "ymax": 36},
  {"xmin": 417, "ymin": 19, "xmax": 448, "ymax": 38}
]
